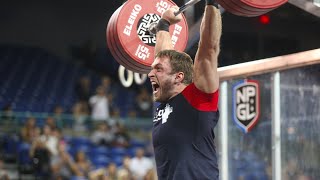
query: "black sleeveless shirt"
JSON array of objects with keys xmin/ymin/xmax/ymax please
[{"xmin": 152, "ymin": 83, "xmax": 220, "ymax": 180}]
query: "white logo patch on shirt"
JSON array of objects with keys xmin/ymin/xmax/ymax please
[{"xmin": 153, "ymin": 103, "xmax": 173, "ymax": 124}]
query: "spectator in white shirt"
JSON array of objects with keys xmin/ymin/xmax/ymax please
[
  {"xmin": 89, "ymin": 86, "xmax": 110, "ymax": 122},
  {"xmin": 129, "ymin": 148, "xmax": 153, "ymax": 180}
]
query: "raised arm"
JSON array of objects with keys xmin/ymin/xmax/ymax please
[
  {"xmin": 193, "ymin": 2, "xmax": 222, "ymax": 93},
  {"xmin": 154, "ymin": 6, "xmax": 182, "ymax": 55},
  {"xmin": 154, "ymin": 27, "xmax": 173, "ymax": 55}
]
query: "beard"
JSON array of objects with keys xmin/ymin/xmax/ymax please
[{"xmin": 153, "ymin": 78, "xmax": 173, "ymax": 103}]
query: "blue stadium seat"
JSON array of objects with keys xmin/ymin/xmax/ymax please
[
  {"xmin": 18, "ymin": 142, "xmax": 32, "ymax": 165},
  {"xmin": 245, "ymin": 171, "xmax": 268, "ymax": 180},
  {"xmin": 127, "ymin": 147, "xmax": 138, "ymax": 157},
  {"xmin": 0, "ymin": 45, "xmax": 143, "ymax": 115},
  {"xmin": 3, "ymin": 135, "xmax": 19, "ymax": 154},
  {"xmin": 250, "ymin": 161, "xmax": 266, "ymax": 171},
  {"xmin": 71, "ymin": 137, "xmax": 92, "ymax": 146},
  {"xmin": 70, "ymin": 176, "xmax": 88, "ymax": 180},
  {"xmin": 112, "ymin": 156, "xmax": 123, "ymax": 167},
  {"xmin": 130, "ymin": 140, "xmax": 147, "ymax": 148},
  {"xmin": 91, "ymin": 146, "xmax": 110, "ymax": 157},
  {"xmin": 91, "ymin": 155, "xmax": 111, "ymax": 168},
  {"xmin": 243, "ymin": 151, "xmax": 258, "ymax": 162},
  {"xmin": 71, "ymin": 144, "xmax": 91, "ymax": 156},
  {"xmin": 110, "ymin": 147, "xmax": 127, "ymax": 157}
]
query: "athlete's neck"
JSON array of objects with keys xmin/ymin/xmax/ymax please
[{"xmin": 168, "ymin": 83, "xmax": 187, "ymax": 100}]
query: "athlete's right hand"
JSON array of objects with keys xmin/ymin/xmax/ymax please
[{"xmin": 161, "ymin": 6, "xmax": 182, "ymax": 25}]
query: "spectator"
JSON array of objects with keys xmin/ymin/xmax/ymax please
[
  {"xmin": 45, "ymin": 116, "xmax": 57, "ymax": 130},
  {"xmin": 282, "ymin": 158, "xmax": 301, "ymax": 180},
  {"xmin": 127, "ymin": 109, "xmax": 138, "ymax": 120},
  {"xmin": 107, "ymin": 108, "xmax": 118, "ymax": 127},
  {"xmin": 135, "ymin": 87, "xmax": 153, "ymax": 118},
  {"xmin": 89, "ymin": 86, "xmax": 110, "ymax": 123},
  {"xmin": 39, "ymin": 125, "xmax": 59, "ymax": 156},
  {"xmin": 75, "ymin": 75, "xmax": 91, "ymax": 102},
  {"xmin": 72, "ymin": 102, "xmax": 90, "ymax": 132},
  {"xmin": 144, "ymin": 169, "xmax": 157, "ymax": 180},
  {"xmin": 89, "ymin": 162, "xmax": 118, "ymax": 180},
  {"xmin": 112, "ymin": 122, "xmax": 130, "ymax": 148},
  {"xmin": 297, "ymin": 174, "xmax": 311, "ymax": 180},
  {"xmin": 0, "ymin": 104, "xmax": 16, "ymax": 133},
  {"xmin": 73, "ymin": 150, "xmax": 92, "ymax": 178},
  {"xmin": 117, "ymin": 156, "xmax": 133, "ymax": 180},
  {"xmin": 0, "ymin": 158, "xmax": 9, "ymax": 180},
  {"xmin": 101, "ymin": 76, "xmax": 117, "ymax": 112},
  {"xmin": 106, "ymin": 162, "xmax": 118, "ymax": 180},
  {"xmin": 53, "ymin": 105, "xmax": 65, "ymax": 128},
  {"xmin": 30, "ymin": 137, "xmax": 51, "ymax": 178},
  {"xmin": 52, "ymin": 128, "xmax": 63, "ymax": 142},
  {"xmin": 101, "ymin": 76, "xmax": 112, "ymax": 95},
  {"xmin": 20, "ymin": 117, "xmax": 37, "ymax": 143},
  {"xmin": 129, "ymin": 148, "xmax": 153, "ymax": 180},
  {"xmin": 51, "ymin": 141, "xmax": 78, "ymax": 180},
  {"xmin": 1, "ymin": 104, "xmax": 14, "ymax": 119},
  {"xmin": 90, "ymin": 123, "xmax": 114, "ymax": 146}
]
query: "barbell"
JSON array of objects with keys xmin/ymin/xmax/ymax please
[{"xmin": 106, "ymin": 0, "xmax": 287, "ymax": 74}]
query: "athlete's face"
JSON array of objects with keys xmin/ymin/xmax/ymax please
[{"xmin": 148, "ymin": 57, "xmax": 176, "ymax": 102}]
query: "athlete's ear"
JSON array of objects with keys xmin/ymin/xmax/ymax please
[{"xmin": 175, "ymin": 72, "xmax": 184, "ymax": 83}]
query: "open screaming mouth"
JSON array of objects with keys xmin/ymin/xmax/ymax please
[{"xmin": 152, "ymin": 82, "xmax": 160, "ymax": 94}]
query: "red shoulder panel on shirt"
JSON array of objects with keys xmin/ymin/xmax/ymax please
[{"xmin": 181, "ymin": 83, "xmax": 219, "ymax": 111}]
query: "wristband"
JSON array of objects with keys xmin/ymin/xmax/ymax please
[
  {"xmin": 206, "ymin": 0, "xmax": 219, "ymax": 8},
  {"xmin": 156, "ymin": 19, "xmax": 170, "ymax": 33}
]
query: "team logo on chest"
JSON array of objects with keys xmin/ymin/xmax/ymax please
[{"xmin": 153, "ymin": 104, "xmax": 173, "ymax": 124}]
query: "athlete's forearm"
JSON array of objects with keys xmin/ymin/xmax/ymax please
[
  {"xmin": 193, "ymin": 4, "xmax": 222, "ymax": 93},
  {"xmin": 199, "ymin": 5, "xmax": 222, "ymax": 54},
  {"xmin": 155, "ymin": 31, "xmax": 174, "ymax": 56}
]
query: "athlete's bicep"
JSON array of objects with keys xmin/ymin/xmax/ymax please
[{"xmin": 193, "ymin": 53, "xmax": 219, "ymax": 94}]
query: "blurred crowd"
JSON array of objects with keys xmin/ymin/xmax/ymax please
[
  {"xmin": 0, "ymin": 74, "xmax": 156, "ymax": 180},
  {"xmin": 75, "ymin": 75, "xmax": 153, "ymax": 123},
  {"xmin": 0, "ymin": 111, "xmax": 157, "ymax": 180}
]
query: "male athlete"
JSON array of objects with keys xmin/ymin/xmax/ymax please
[{"xmin": 148, "ymin": 0, "xmax": 222, "ymax": 179}]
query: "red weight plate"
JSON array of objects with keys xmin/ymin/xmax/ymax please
[
  {"xmin": 107, "ymin": 7, "xmax": 127, "ymax": 66},
  {"xmin": 233, "ymin": 0, "xmax": 273, "ymax": 12},
  {"xmin": 113, "ymin": 31, "xmax": 152, "ymax": 74},
  {"xmin": 107, "ymin": 9, "xmax": 122, "ymax": 66},
  {"xmin": 113, "ymin": 19, "xmax": 151, "ymax": 70},
  {"xmin": 107, "ymin": 7, "xmax": 141, "ymax": 72},
  {"xmin": 229, "ymin": 0, "xmax": 269, "ymax": 17},
  {"xmin": 241, "ymin": 0, "xmax": 287, "ymax": 9},
  {"xmin": 217, "ymin": 0, "xmax": 258, "ymax": 17},
  {"xmin": 110, "ymin": 5, "xmax": 152, "ymax": 73},
  {"xmin": 222, "ymin": 0, "xmax": 270, "ymax": 17},
  {"xmin": 115, "ymin": 0, "xmax": 188, "ymax": 67},
  {"xmin": 110, "ymin": 7, "xmax": 151, "ymax": 73},
  {"xmin": 115, "ymin": 0, "xmax": 166, "ymax": 67},
  {"xmin": 229, "ymin": 0, "xmax": 273, "ymax": 16}
]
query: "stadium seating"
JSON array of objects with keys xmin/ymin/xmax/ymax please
[
  {"xmin": 0, "ymin": 45, "xmax": 147, "ymax": 117},
  {"xmin": 91, "ymin": 155, "xmax": 111, "ymax": 168},
  {"xmin": 0, "ymin": 46, "xmax": 80, "ymax": 112}
]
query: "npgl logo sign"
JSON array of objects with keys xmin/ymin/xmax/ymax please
[{"xmin": 232, "ymin": 79, "xmax": 260, "ymax": 133}]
